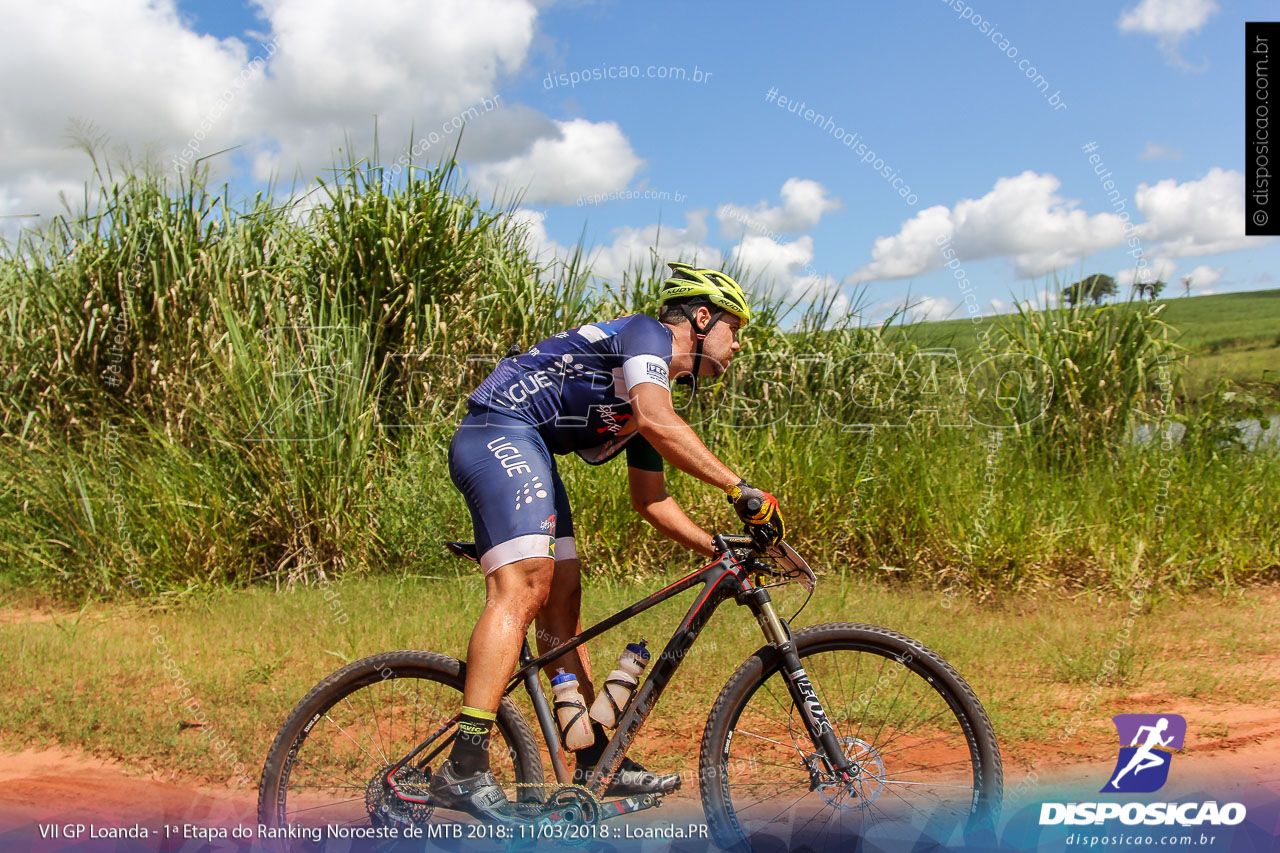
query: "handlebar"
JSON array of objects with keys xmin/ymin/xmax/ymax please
[
  {"xmin": 713, "ymin": 532, "xmax": 757, "ymax": 554},
  {"xmin": 713, "ymin": 535, "xmax": 817, "ymax": 594}
]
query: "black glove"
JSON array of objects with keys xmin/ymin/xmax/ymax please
[{"xmin": 726, "ymin": 480, "xmax": 786, "ymax": 547}]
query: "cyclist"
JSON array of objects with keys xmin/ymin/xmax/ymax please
[{"xmin": 429, "ymin": 263, "xmax": 786, "ymax": 822}]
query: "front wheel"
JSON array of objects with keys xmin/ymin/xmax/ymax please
[{"xmin": 699, "ymin": 623, "xmax": 1002, "ymax": 851}]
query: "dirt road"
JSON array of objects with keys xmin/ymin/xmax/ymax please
[{"xmin": 3, "ymin": 702, "xmax": 1277, "ymax": 833}]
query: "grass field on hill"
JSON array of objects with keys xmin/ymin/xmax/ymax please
[{"xmin": 891, "ymin": 289, "xmax": 1280, "ymax": 401}]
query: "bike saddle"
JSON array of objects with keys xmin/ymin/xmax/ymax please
[{"xmin": 444, "ymin": 541, "xmax": 480, "ymax": 562}]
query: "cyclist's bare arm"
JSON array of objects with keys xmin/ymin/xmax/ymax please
[
  {"xmin": 631, "ymin": 383, "xmax": 738, "ymax": 490},
  {"xmin": 628, "ymin": 466, "xmax": 716, "ymax": 558}
]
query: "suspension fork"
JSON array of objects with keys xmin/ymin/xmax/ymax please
[{"xmin": 743, "ymin": 588, "xmax": 857, "ymax": 782}]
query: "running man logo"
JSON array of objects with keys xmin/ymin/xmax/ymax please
[{"xmin": 1103, "ymin": 713, "xmax": 1186, "ymax": 793}]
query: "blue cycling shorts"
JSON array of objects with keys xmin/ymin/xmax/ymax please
[{"xmin": 448, "ymin": 405, "xmax": 576, "ymax": 574}]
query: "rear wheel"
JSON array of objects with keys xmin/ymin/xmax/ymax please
[
  {"xmin": 699, "ymin": 623, "xmax": 1002, "ymax": 851},
  {"xmin": 257, "ymin": 650, "xmax": 544, "ymax": 832}
]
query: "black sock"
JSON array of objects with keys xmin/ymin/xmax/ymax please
[
  {"xmin": 574, "ymin": 721, "xmax": 610, "ymax": 768},
  {"xmin": 449, "ymin": 708, "xmax": 496, "ymax": 777}
]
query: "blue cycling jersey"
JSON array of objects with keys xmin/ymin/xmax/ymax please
[{"xmin": 468, "ymin": 314, "xmax": 674, "ymax": 463}]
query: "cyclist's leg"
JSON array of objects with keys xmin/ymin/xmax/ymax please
[
  {"xmin": 463, "ymin": 555, "xmax": 555, "ymax": 712},
  {"xmin": 443, "ymin": 414, "xmax": 560, "ymax": 794},
  {"xmin": 432, "ymin": 552, "xmax": 553, "ymax": 821},
  {"xmin": 534, "ymin": 463, "xmax": 596, "ymax": 703}
]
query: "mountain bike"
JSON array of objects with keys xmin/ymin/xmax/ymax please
[{"xmin": 258, "ymin": 534, "xmax": 1003, "ymax": 850}]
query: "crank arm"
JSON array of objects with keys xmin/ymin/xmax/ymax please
[{"xmin": 599, "ymin": 793, "xmax": 663, "ymax": 820}]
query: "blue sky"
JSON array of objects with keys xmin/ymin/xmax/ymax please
[{"xmin": 3, "ymin": 0, "xmax": 1273, "ymax": 322}]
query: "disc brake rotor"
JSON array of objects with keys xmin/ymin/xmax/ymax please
[{"xmin": 814, "ymin": 736, "xmax": 885, "ymax": 810}]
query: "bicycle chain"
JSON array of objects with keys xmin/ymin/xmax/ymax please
[{"xmin": 509, "ymin": 781, "xmax": 601, "ymax": 821}]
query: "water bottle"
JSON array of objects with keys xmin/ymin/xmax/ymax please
[
  {"xmin": 550, "ymin": 669, "xmax": 594, "ymax": 750},
  {"xmin": 588, "ymin": 641, "xmax": 650, "ymax": 729}
]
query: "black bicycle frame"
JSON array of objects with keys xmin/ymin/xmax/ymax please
[
  {"xmin": 387, "ymin": 534, "xmax": 853, "ymax": 802},
  {"xmin": 503, "ymin": 534, "xmax": 854, "ymax": 799}
]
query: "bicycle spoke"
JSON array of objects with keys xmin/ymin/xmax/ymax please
[
  {"xmin": 264, "ymin": 657, "xmax": 533, "ymax": 833},
  {"xmin": 733, "ymin": 727, "xmax": 804, "ymax": 752},
  {"xmin": 287, "ymin": 796, "xmax": 367, "ymax": 815},
  {"xmin": 737, "ymin": 779, "xmax": 817, "ymax": 821},
  {"xmin": 712, "ymin": 629, "xmax": 999, "ymax": 851},
  {"xmin": 292, "ymin": 757, "xmax": 365, "ymax": 792},
  {"xmin": 871, "ymin": 705, "xmax": 955, "ymax": 755},
  {"xmin": 324, "ymin": 711, "xmax": 383, "ymax": 766},
  {"xmin": 864, "ymin": 658, "xmax": 911, "ymax": 751},
  {"xmin": 880, "ymin": 779, "xmax": 976, "ymax": 790},
  {"xmin": 343, "ymin": 695, "xmax": 390, "ymax": 767},
  {"xmin": 881, "ymin": 758, "xmax": 980, "ymax": 776}
]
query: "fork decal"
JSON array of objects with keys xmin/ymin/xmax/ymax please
[{"xmin": 790, "ymin": 668, "xmax": 833, "ymax": 736}]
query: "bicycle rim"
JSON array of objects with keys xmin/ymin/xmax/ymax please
[
  {"xmin": 707, "ymin": 625, "xmax": 1001, "ymax": 850},
  {"xmin": 261, "ymin": 657, "xmax": 531, "ymax": 829}
]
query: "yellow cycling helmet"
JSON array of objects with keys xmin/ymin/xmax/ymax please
[{"xmin": 658, "ymin": 262, "xmax": 751, "ymax": 325}]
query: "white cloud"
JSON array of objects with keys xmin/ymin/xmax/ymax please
[
  {"xmin": 512, "ymin": 207, "xmax": 721, "ymax": 286},
  {"xmin": 467, "ymin": 119, "xmax": 642, "ymax": 205},
  {"xmin": 452, "ymin": 104, "xmax": 559, "ymax": 163},
  {"xmin": 733, "ymin": 234, "xmax": 813, "ymax": 283},
  {"xmin": 0, "ymin": 0, "xmax": 605, "ymax": 225},
  {"xmin": 868, "ymin": 294, "xmax": 958, "ymax": 324},
  {"xmin": 1115, "ymin": 257, "xmax": 1176, "ymax": 286},
  {"xmin": 727, "ymin": 233, "xmax": 844, "ymax": 308},
  {"xmin": 0, "ymin": 0, "xmax": 250, "ymax": 222},
  {"xmin": 1184, "ymin": 264, "xmax": 1224, "ymax": 289},
  {"xmin": 509, "ymin": 208, "xmax": 567, "ymax": 262},
  {"xmin": 787, "ymin": 274, "xmax": 842, "ymax": 305},
  {"xmin": 1136, "ymin": 168, "xmax": 1270, "ymax": 258},
  {"xmin": 905, "ymin": 296, "xmax": 957, "ymax": 323},
  {"xmin": 1022, "ymin": 289, "xmax": 1061, "ymax": 311},
  {"xmin": 846, "ymin": 205, "xmax": 954, "ymax": 282},
  {"xmin": 247, "ymin": 0, "xmax": 538, "ymax": 179},
  {"xmin": 713, "ymin": 179, "xmax": 844, "ymax": 308},
  {"xmin": 590, "ymin": 211, "xmax": 720, "ymax": 285},
  {"xmin": 716, "ymin": 178, "xmax": 842, "ymax": 239},
  {"xmin": 847, "ymin": 172, "xmax": 1126, "ymax": 284},
  {"xmin": 1117, "ymin": 0, "xmax": 1218, "ymax": 67},
  {"xmin": 1138, "ymin": 141, "xmax": 1183, "ymax": 161}
]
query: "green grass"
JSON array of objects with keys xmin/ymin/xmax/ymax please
[
  {"xmin": 1, "ymin": 578, "xmax": 1275, "ymax": 786},
  {"xmin": 0, "ymin": 152, "xmax": 1276, "ymax": 600},
  {"xmin": 895, "ymin": 289, "xmax": 1280, "ymax": 399},
  {"xmin": 1157, "ymin": 289, "xmax": 1280, "ymax": 353}
]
